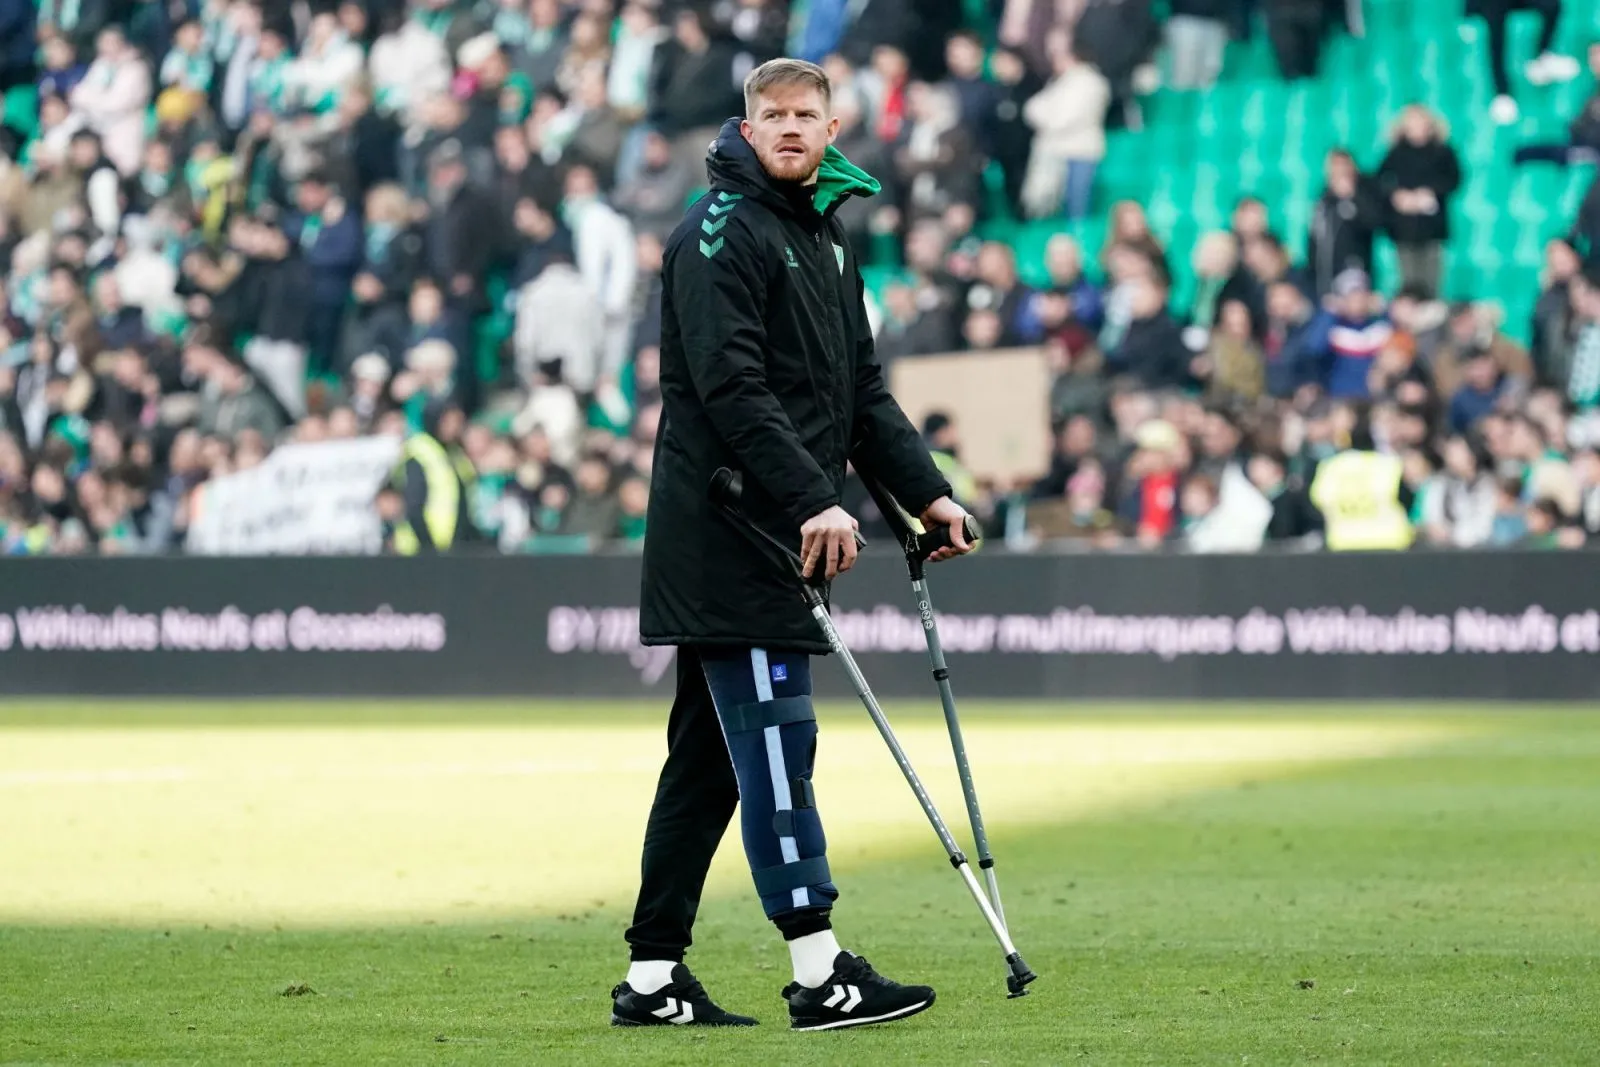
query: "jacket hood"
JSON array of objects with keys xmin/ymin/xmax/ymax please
[{"xmin": 704, "ymin": 117, "xmax": 879, "ymax": 218}]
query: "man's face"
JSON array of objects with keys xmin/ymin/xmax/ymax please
[
  {"xmin": 296, "ymin": 181, "xmax": 330, "ymax": 215},
  {"xmin": 1130, "ymin": 279, "xmax": 1164, "ymax": 319},
  {"xmin": 1234, "ymin": 200, "xmax": 1267, "ymax": 238},
  {"xmin": 1046, "ymin": 238, "xmax": 1081, "ymax": 282},
  {"xmin": 565, "ymin": 166, "xmax": 598, "ymax": 201},
  {"xmin": 1336, "ymin": 290, "xmax": 1369, "ymax": 320},
  {"xmin": 1267, "ymin": 283, "xmax": 1301, "ymax": 323},
  {"xmin": 964, "ymin": 310, "xmax": 1001, "ymax": 349},
  {"xmin": 1465, "ymin": 355, "xmax": 1498, "ymax": 391},
  {"xmin": 1064, "ymin": 416, "xmax": 1095, "ymax": 456},
  {"xmin": 946, "ymin": 36, "xmax": 982, "ymax": 79},
  {"xmin": 95, "ymin": 275, "xmax": 121, "ymax": 312},
  {"xmin": 977, "ymin": 243, "xmax": 1013, "ymax": 286},
  {"xmin": 642, "ymin": 132, "xmax": 671, "ymax": 168},
  {"xmin": 429, "ymin": 160, "xmax": 464, "ymax": 198},
  {"xmin": 495, "ymin": 126, "xmax": 528, "ymax": 168},
  {"xmin": 741, "ymin": 84, "xmax": 837, "ymax": 184},
  {"xmin": 1514, "ymin": 419, "xmax": 1546, "ymax": 459},
  {"xmin": 69, "ymin": 136, "xmax": 98, "ymax": 169},
  {"xmin": 410, "ymin": 285, "xmax": 442, "ymax": 323}
]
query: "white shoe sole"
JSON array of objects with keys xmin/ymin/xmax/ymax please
[{"xmin": 791, "ymin": 996, "xmax": 935, "ymax": 1032}]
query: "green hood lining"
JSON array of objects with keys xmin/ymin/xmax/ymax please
[{"xmin": 812, "ymin": 145, "xmax": 880, "ymax": 215}]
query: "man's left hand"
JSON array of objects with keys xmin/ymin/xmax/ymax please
[{"xmin": 921, "ymin": 496, "xmax": 975, "ymax": 563}]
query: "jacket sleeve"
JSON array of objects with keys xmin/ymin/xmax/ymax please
[
  {"xmin": 670, "ymin": 219, "xmax": 840, "ymax": 528},
  {"xmin": 1433, "ymin": 146, "xmax": 1462, "ymax": 199},
  {"xmin": 847, "ymin": 265, "xmax": 951, "ymax": 516}
]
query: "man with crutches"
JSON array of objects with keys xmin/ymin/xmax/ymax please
[{"xmin": 615, "ymin": 57, "xmax": 975, "ymax": 1031}]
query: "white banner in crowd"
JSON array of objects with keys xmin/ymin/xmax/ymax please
[{"xmin": 186, "ymin": 436, "xmax": 402, "ymax": 556}]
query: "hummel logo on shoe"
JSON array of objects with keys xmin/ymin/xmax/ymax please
[
  {"xmin": 649, "ymin": 997, "xmax": 695, "ymax": 1024},
  {"xmin": 783, "ymin": 952, "xmax": 935, "ymax": 1031},
  {"xmin": 610, "ymin": 964, "xmax": 758, "ymax": 1027},
  {"xmin": 821, "ymin": 984, "xmax": 861, "ymax": 1012}
]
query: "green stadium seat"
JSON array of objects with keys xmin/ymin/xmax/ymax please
[{"xmin": 964, "ymin": 5, "xmax": 1589, "ymax": 340}]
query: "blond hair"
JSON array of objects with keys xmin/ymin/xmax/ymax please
[
  {"xmin": 1390, "ymin": 104, "xmax": 1449, "ymax": 143},
  {"xmin": 743, "ymin": 58, "xmax": 832, "ymax": 117}
]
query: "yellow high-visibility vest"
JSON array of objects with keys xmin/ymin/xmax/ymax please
[
  {"xmin": 1310, "ymin": 450, "xmax": 1414, "ymax": 551},
  {"xmin": 392, "ymin": 434, "xmax": 460, "ymax": 555},
  {"xmin": 931, "ymin": 449, "xmax": 977, "ymax": 507}
]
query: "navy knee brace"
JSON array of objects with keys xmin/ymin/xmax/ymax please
[{"xmin": 701, "ymin": 648, "xmax": 839, "ymax": 920}]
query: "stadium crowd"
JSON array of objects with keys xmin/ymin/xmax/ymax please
[{"xmin": 0, "ymin": 0, "xmax": 1598, "ymax": 555}]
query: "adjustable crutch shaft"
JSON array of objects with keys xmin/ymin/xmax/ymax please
[
  {"xmin": 706, "ymin": 468, "xmax": 1037, "ymax": 997},
  {"xmin": 911, "ymin": 574, "xmax": 1006, "ymax": 929},
  {"xmin": 809, "ymin": 599, "xmax": 1033, "ymax": 990}
]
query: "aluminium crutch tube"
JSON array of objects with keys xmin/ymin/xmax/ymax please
[
  {"xmin": 854, "ymin": 473, "xmax": 1010, "ymax": 930},
  {"xmin": 707, "ymin": 468, "xmax": 1037, "ymax": 1000}
]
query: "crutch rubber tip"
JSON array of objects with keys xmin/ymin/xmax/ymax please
[{"xmin": 1005, "ymin": 953, "xmax": 1037, "ymax": 998}]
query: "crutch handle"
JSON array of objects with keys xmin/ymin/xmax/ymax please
[
  {"xmin": 913, "ymin": 515, "xmax": 984, "ymax": 560},
  {"xmin": 708, "ymin": 468, "xmax": 864, "ymax": 592},
  {"xmin": 856, "ymin": 470, "xmax": 982, "ymax": 574}
]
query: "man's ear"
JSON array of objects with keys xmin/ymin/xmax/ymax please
[
  {"xmin": 826, "ymin": 116, "xmax": 840, "ymax": 145},
  {"xmin": 740, "ymin": 119, "xmax": 753, "ymax": 144}
]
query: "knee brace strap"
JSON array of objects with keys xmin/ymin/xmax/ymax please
[
  {"xmin": 721, "ymin": 695, "xmax": 815, "ymax": 734},
  {"xmin": 790, "ymin": 777, "xmax": 815, "ymax": 808},
  {"xmin": 752, "ymin": 855, "xmax": 831, "ymax": 898}
]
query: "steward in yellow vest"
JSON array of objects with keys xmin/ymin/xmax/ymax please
[
  {"xmin": 1309, "ymin": 424, "xmax": 1414, "ymax": 551},
  {"xmin": 390, "ymin": 403, "xmax": 475, "ymax": 555}
]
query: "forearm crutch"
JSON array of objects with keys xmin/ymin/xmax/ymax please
[
  {"xmin": 708, "ymin": 469, "xmax": 1036, "ymax": 999},
  {"xmin": 856, "ymin": 472, "xmax": 1008, "ymax": 932}
]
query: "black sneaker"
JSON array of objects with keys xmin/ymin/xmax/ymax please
[
  {"xmin": 610, "ymin": 964, "xmax": 758, "ymax": 1027},
  {"xmin": 782, "ymin": 952, "xmax": 936, "ymax": 1031}
]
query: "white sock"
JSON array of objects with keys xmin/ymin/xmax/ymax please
[
  {"xmin": 788, "ymin": 930, "xmax": 843, "ymax": 988},
  {"xmin": 626, "ymin": 960, "xmax": 677, "ymax": 995}
]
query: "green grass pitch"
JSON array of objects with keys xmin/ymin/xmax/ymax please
[{"xmin": 1, "ymin": 700, "xmax": 1597, "ymax": 1065}]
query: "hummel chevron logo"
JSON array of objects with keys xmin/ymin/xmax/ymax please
[
  {"xmin": 822, "ymin": 984, "xmax": 862, "ymax": 1013},
  {"xmin": 650, "ymin": 997, "xmax": 695, "ymax": 1024},
  {"xmin": 701, "ymin": 217, "xmax": 727, "ymax": 236},
  {"xmin": 699, "ymin": 236, "xmax": 725, "ymax": 258},
  {"xmin": 706, "ymin": 202, "xmax": 733, "ymax": 215},
  {"xmin": 717, "ymin": 191, "xmax": 744, "ymax": 202}
]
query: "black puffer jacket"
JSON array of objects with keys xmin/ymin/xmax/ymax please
[
  {"xmin": 641, "ymin": 120, "xmax": 950, "ymax": 652},
  {"xmin": 1307, "ymin": 176, "xmax": 1384, "ymax": 296},
  {"xmin": 1377, "ymin": 139, "xmax": 1462, "ymax": 245}
]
